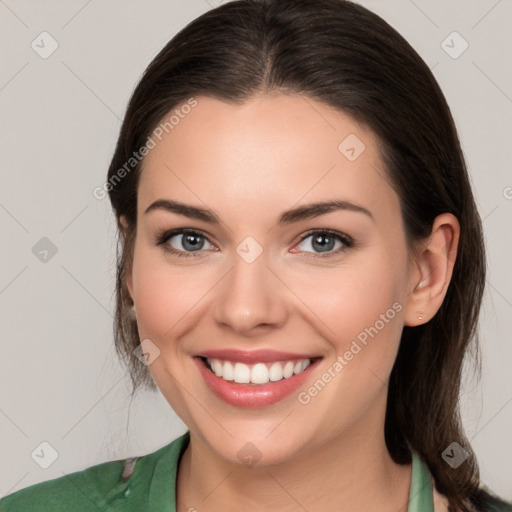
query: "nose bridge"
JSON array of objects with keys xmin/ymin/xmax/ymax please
[{"xmin": 213, "ymin": 243, "xmax": 287, "ymax": 334}]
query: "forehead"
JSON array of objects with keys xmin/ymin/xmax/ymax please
[{"xmin": 138, "ymin": 93, "xmax": 398, "ymax": 224}]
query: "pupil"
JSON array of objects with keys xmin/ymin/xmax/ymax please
[
  {"xmin": 183, "ymin": 234, "xmax": 204, "ymax": 251},
  {"xmin": 313, "ymin": 234, "xmax": 334, "ymax": 252}
]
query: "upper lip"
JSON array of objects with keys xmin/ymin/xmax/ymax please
[{"xmin": 196, "ymin": 349, "xmax": 322, "ymax": 364}]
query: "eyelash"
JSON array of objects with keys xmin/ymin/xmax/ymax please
[{"xmin": 154, "ymin": 228, "xmax": 354, "ymax": 259}]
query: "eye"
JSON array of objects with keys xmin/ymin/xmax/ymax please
[
  {"xmin": 154, "ymin": 228, "xmax": 353, "ymax": 259},
  {"xmin": 155, "ymin": 229, "xmax": 216, "ymax": 258},
  {"xmin": 293, "ymin": 229, "xmax": 353, "ymax": 257}
]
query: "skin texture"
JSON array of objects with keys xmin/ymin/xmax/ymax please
[{"xmin": 124, "ymin": 93, "xmax": 459, "ymax": 512}]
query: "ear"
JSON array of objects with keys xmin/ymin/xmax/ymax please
[
  {"xmin": 403, "ymin": 213, "xmax": 460, "ymax": 326},
  {"xmin": 119, "ymin": 215, "xmax": 134, "ymax": 300}
]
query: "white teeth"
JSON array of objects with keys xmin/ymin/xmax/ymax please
[
  {"xmin": 233, "ymin": 362, "xmax": 250, "ymax": 383},
  {"xmin": 251, "ymin": 363, "xmax": 269, "ymax": 384},
  {"xmin": 294, "ymin": 359, "xmax": 310, "ymax": 374},
  {"xmin": 269, "ymin": 362, "xmax": 283, "ymax": 382},
  {"xmin": 223, "ymin": 361, "xmax": 234, "ymax": 381},
  {"xmin": 283, "ymin": 361, "xmax": 294, "ymax": 378},
  {"xmin": 205, "ymin": 357, "xmax": 312, "ymax": 385},
  {"xmin": 212, "ymin": 359, "xmax": 223, "ymax": 377}
]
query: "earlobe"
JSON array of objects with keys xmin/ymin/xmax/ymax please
[
  {"xmin": 119, "ymin": 214, "xmax": 130, "ymax": 236},
  {"xmin": 403, "ymin": 213, "xmax": 460, "ymax": 326}
]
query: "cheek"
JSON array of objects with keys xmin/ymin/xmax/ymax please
[
  {"xmin": 298, "ymin": 265, "xmax": 404, "ymax": 330},
  {"xmin": 338, "ymin": 268, "xmax": 406, "ymax": 380},
  {"xmin": 294, "ymin": 267, "xmax": 405, "ymax": 427},
  {"xmin": 131, "ymin": 245, "xmax": 200, "ymax": 340},
  {"xmin": 290, "ymin": 251, "xmax": 407, "ymax": 366}
]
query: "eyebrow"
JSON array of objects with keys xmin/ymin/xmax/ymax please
[{"xmin": 144, "ymin": 198, "xmax": 374, "ymax": 224}]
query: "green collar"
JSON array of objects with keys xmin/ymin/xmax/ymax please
[{"xmin": 409, "ymin": 451, "xmax": 435, "ymax": 511}]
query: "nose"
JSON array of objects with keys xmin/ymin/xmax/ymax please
[{"xmin": 213, "ymin": 249, "xmax": 288, "ymax": 337}]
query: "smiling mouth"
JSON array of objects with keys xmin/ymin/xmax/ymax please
[{"xmin": 199, "ymin": 356, "xmax": 322, "ymax": 385}]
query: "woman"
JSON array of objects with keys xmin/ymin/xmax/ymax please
[{"xmin": 1, "ymin": 0, "xmax": 510, "ymax": 511}]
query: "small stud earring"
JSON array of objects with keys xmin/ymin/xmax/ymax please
[{"xmin": 418, "ymin": 313, "xmax": 423, "ymax": 321}]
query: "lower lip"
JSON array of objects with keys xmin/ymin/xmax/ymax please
[{"xmin": 194, "ymin": 357, "xmax": 321, "ymax": 408}]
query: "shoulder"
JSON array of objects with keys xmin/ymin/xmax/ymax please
[
  {"xmin": 0, "ymin": 458, "xmax": 125, "ymax": 512},
  {"xmin": 0, "ymin": 431, "xmax": 190, "ymax": 512}
]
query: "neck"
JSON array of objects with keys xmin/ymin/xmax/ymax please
[{"xmin": 176, "ymin": 401, "xmax": 412, "ymax": 512}]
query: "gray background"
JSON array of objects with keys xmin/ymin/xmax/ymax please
[{"xmin": 1, "ymin": 0, "xmax": 511, "ymax": 500}]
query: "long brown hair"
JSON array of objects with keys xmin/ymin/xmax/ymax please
[{"xmin": 106, "ymin": 1, "xmax": 507, "ymax": 510}]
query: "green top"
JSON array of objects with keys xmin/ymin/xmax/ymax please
[{"xmin": 0, "ymin": 431, "xmax": 506, "ymax": 511}]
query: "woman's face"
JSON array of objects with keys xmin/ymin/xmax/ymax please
[{"xmin": 127, "ymin": 93, "xmax": 417, "ymax": 465}]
